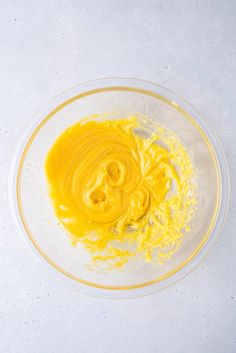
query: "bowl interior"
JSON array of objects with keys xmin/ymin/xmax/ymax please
[{"xmin": 17, "ymin": 85, "xmax": 220, "ymax": 288}]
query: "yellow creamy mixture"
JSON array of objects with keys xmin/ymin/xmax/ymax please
[{"xmin": 45, "ymin": 115, "xmax": 196, "ymax": 266}]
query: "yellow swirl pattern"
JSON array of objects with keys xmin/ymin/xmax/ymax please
[{"xmin": 45, "ymin": 115, "xmax": 196, "ymax": 266}]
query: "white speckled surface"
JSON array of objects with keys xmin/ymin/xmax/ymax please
[{"xmin": 0, "ymin": 1, "xmax": 236, "ymax": 352}]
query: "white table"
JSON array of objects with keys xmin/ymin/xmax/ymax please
[{"xmin": 0, "ymin": 1, "xmax": 235, "ymax": 352}]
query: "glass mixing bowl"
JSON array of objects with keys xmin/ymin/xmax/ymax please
[{"xmin": 9, "ymin": 78, "xmax": 230, "ymax": 298}]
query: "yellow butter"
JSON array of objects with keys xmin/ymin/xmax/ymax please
[{"xmin": 45, "ymin": 115, "xmax": 196, "ymax": 266}]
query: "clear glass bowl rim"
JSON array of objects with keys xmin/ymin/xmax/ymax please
[{"xmin": 8, "ymin": 77, "xmax": 230, "ymax": 298}]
